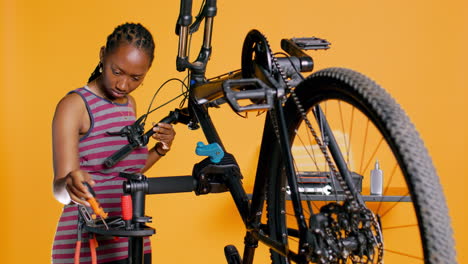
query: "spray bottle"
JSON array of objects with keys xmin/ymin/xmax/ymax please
[{"xmin": 370, "ymin": 160, "xmax": 383, "ymax": 195}]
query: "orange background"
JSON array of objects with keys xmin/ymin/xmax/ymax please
[{"xmin": 1, "ymin": 0, "xmax": 467, "ymax": 263}]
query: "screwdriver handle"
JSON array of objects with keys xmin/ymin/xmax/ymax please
[
  {"xmin": 83, "ymin": 182, "xmax": 108, "ymax": 219},
  {"xmin": 87, "ymin": 197, "xmax": 108, "ymax": 219}
]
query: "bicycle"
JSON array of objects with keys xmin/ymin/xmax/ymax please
[{"xmin": 81, "ymin": 0, "xmax": 457, "ymax": 263}]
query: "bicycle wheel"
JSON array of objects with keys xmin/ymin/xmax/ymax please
[{"xmin": 265, "ymin": 67, "xmax": 456, "ymax": 263}]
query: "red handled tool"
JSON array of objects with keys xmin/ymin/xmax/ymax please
[
  {"xmin": 84, "ymin": 182, "xmax": 109, "ymax": 229},
  {"xmin": 121, "ymin": 194, "xmax": 133, "ymax": 221},
  {"xmin": 74, "ymin": 221, "xmax": 83, "ymax": 264},
  {"xmin": 74, "ymin": 220, "xmax": 98, "ymax": 264}
]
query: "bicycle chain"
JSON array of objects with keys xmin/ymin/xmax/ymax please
[
  {"xmin": 255, "ymin": 31, "xmax": 383, "ymax": 263},
  {"xmin": 262, "ymin": 35, "xmax": 357, "ymax": 207},
  {"xmin": 281, "ymin": 63, "xmax": 385, "ymax": 264}
]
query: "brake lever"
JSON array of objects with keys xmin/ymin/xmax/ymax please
[
  {"xmin": 106, "ymin": 115, "xmax": 146, "ymax": 145},
  {"xmin": 104, "ymin": 110, "xmax": 185, "ymax": 168}
]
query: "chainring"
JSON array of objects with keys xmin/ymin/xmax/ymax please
[{"xmin": 241, "ymin": 29, "xmax": 274, "ymax": 81}]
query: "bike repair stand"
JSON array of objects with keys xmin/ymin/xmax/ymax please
[
  {"xmin": 82, "ymin": 172, "xmax": 156, "ymax": 264},
  {"xmin": 83, "ymin": 141, "xmax": 245, "ymax": 264},
  {"xmin": 121, "ymin": 172, "xmax": 155, "ymax": 264}
]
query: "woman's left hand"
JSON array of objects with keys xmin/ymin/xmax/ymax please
[{"xmin": 152, "ymin": 122, "xmax": 176, "ymax": 153}]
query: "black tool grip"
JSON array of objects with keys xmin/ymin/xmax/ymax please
[
  {"xmin": 83, "ymin": 182, "xmax": 96, "ymax": 197},
  {"xmin": 104, "ymin": 144, "xmax": 137, "ymax": 168},
  {"xmin": 147, "ymin": 176, "xmax": 195, "ymax": 194}
]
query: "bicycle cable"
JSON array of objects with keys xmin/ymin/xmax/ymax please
[
  {"xmin": 206, "ymin": 69, "xmax": 242, "ymax": 81},
  {"xmin": 142, "ymin": 78, "xmax": 189, "ymax": 124},
  {"xmin": 148, "ymin": 91, "xmax": 188, "ymax": 115},
  {"xmin": 142, "ymin": 12, "xmax": 197, "ymax": 124}
]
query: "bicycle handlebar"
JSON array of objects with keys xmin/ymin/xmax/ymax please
[{"xmin": 103, "ymin": 111, "xmax": 183, "ymax": 168}]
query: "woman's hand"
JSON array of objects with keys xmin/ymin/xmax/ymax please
[
  {"xmin": 64, "ymin": 169, "xmax": 95, "ymax": 206},
  {"xmin": 141, "ymin": 123, "xmax": 176, "ymax": 173},
  {"xmin": 152, "ymin": 123, "xmax": 176, "ymax": 154}
]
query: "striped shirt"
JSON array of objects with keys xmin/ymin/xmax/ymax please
[{"xmin": 52, "ymin": 87, "xmax": 151, "ymax": 263}]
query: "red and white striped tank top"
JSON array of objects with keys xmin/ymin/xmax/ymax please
[{"xmin": 52, "ymin": 87, "xmax": 151, "ymax": 263}]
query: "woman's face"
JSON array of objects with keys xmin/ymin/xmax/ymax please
[{"xmin": 100, "ymin": 43, "xmax": 151, "ymax": 100}]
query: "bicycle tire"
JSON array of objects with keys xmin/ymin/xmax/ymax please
[{"xmin": 265, "ymin": 67, "xmax": 456, "ymax": 263}]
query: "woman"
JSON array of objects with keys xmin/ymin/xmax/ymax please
[{"xmin": 52, "ymin": 22, "xmax": 175, "ymax": 263}]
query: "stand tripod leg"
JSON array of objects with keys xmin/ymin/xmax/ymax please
[
  {"xmin": 127, "ymin": 190, "xmax": 146, "ymax": 264},
  {"xmin": 128, "ymin": 237, "xmax": 144, "ymax": 264}
]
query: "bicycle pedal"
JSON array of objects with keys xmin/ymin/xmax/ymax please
[
  {"xmin": 222, "ymin": 78, "xmax": 275, "ymax": 112},
  {"xmin": 224, "ymin": 245, "xmax": 242, "ymax": 264},
  {"xmin": 290, "ymin": 37, "xmax": 331, "ymax": 50}
]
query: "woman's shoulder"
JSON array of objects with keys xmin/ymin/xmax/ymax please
[
  {"xmin": 52, "ymin": 88, "xmax": 89, "ymax": 140},
  {"xmin": 127, "ymin": 94, "xmax": 137, "ymax": 111},
  {"xmin": 55, "ymin": 88, "xmax": 87, "ymax": 114}
]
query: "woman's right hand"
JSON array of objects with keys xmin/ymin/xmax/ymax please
[{"xmin": 64, "ymin": 169, "xmax": 95, "ymax": 206}]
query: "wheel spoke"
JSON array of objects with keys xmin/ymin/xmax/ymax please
[
  {"xmin": 338, "ymin": 101, "xmax": 353, "ymax": 169},
  {"xmin": 376, "ymin": 163, "xmax": 399, "ymax": 215},
  {"xmin": 347, "ymin": 107, "xmax": 355, "ymax": 170},
  {"xmin": 294, "ymin": 129, "xmax": 320, "ymax": 170},
  {"xmin": 361, "ymin": 136, "xmax": 384, "ymax": 174},
  {"xmin": 384, "ymin": 249, "xmax": 423, "ymax": 261},
  {"xmin": 379, "ymin": 191, "xmax": 411, "ymax": 218},
  {"xmin": 382, "ymin": 224, "xmax": 418, "ymax": 230},
  {"xmin": 359, "ymin": 119, "xmax": 370, "ymax": 175}
]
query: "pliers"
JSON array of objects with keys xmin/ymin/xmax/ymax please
[
  {"xmin": 74, "ymin": 219, "xmax": 83, "ymax": 264},
  {"xmin": 76, "ymin": 212, "xmax": 98, "ymax": 264}
]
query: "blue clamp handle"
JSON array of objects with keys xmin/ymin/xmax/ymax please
[{"xmin": 195, "ymin": 142, "xmax": 224, "ymax": 163}]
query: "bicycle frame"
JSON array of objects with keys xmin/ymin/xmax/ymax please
[
  {"xmin": 175, "ymin": 0, "xmax": 310, "ymax": 261},
  {"xmin": 86, "ymin": 1, "xmax": 358, "ymax": 263},
  {"xmin": 174, "ymin": 2, "xmax": 339, "ymax": 261}
]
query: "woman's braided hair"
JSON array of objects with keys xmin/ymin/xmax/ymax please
[{"xmin": 88, "ymin": 23, "xmax": 155, "ymax": 83}]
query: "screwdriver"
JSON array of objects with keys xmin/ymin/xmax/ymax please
[{"xmin": 84, "ymin": 182, "xmax": 109, "ymax": 230}]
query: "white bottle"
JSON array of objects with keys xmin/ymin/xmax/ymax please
[{"xmin": 370, "ymin": 160, "xmax": 383, "ymax": 195}]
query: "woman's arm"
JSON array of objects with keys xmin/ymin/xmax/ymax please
[{"xmin": 52, "ymin": 93, "xmax": 94, "ymax": 205}]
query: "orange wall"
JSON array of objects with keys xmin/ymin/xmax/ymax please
[{"xmin": 1, "ymin": 0, "xmax": 467, "ymax": 263}]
